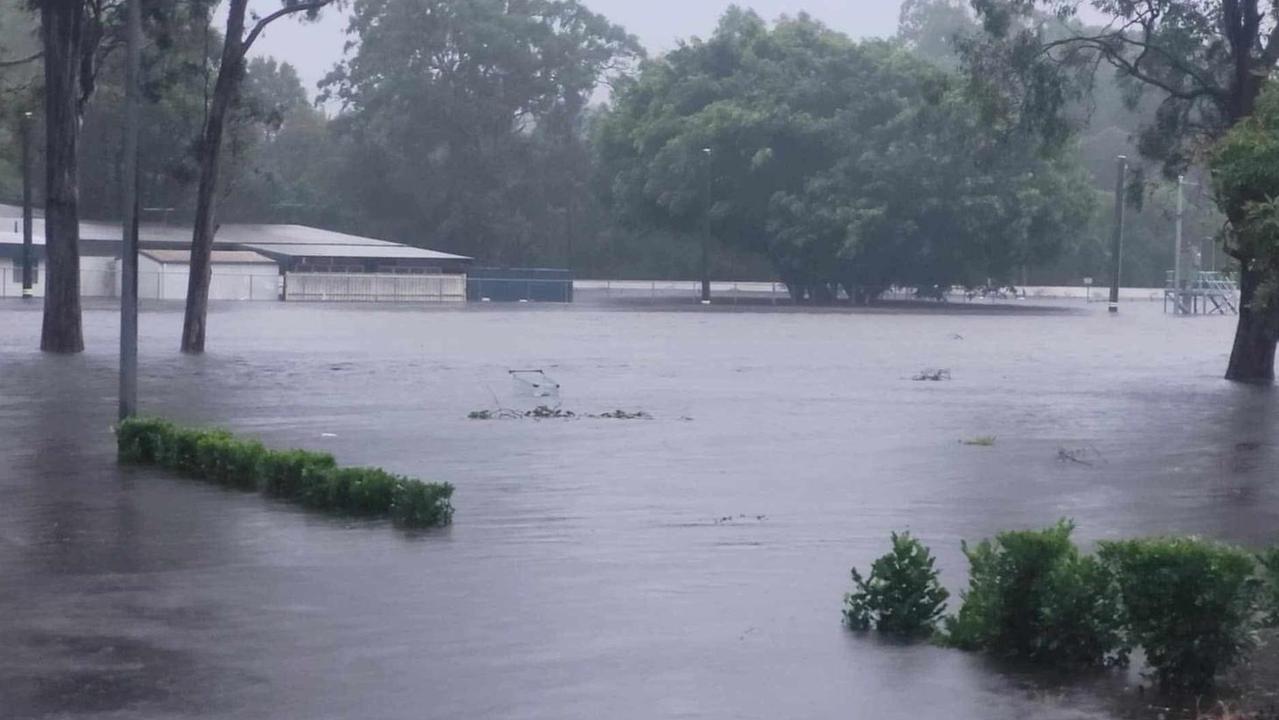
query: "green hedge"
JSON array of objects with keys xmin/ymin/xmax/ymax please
[
  {"xmin": 943, "ymin": 521, "xmax": 1128, "ymax": 668},
  {"xmin": 1099, "ymin": 537, "xmax": 1262, "ymax": 693},
  {"xmin": 848, "ymin": 523, "xmax": 1277, "ymax": 693},
  {"xmin": 843, "ymin": 531, "xmax": 949, "ymax": 638},
  {"xmin": 117, "ymin": 417, "xmax": 453, "ymax": 529}
]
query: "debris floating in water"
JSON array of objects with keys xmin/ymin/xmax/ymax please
[
  {"xmin": 592, "ymin": 409, "xmax": 652, "ymax": 420},
  {"xmin": 510, "ymin": 369, "xmax": 560, "ymax": 398},
  {"xmin": 913, "ymin": 369, "xmax": 951, "ymax": 381},
  {"xmin": 713, "ymin": 514, "xmax": 767, "ymax": 525},
  {"xmin": 1056, "ymin": 446, "xmax": 1103, "ymax": 466},
  {"xmin": 467, "ymin": 406, "xmax": 651, "ymax": 420}
]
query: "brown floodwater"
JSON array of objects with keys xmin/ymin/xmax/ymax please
[{"xmin": 0, "ymin": 297, "xmax": 1273, "ymax": 719}]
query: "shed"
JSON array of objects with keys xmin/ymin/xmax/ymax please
[{"xmin": 137, "ymin": 249, "xmax": 279, "ymax": 301}]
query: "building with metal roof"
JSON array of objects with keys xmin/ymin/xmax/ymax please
[{"xmin": 0, "ymin": 205, "xmax": 471, "ymax": 302}]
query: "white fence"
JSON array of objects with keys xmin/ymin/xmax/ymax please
[
  {"xmin": 284, "ymin": 272, "xmax": 466, "ymax": 303},
  {"xmin": 0, "ymin": 270, "xmax": 280, "ymax": 301}
]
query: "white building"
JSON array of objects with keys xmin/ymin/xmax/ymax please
[
  {"xmin": 0, "ymin": 204, "xmax": 471, "ymax": 302},
  {"xmin": 134, "ymin": 249, "xmax": 279, "ymax": 301}
]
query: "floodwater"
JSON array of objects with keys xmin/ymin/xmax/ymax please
[{"xmin": 0, "ymin": 297, "xmax": 1275, "ymax": 720}]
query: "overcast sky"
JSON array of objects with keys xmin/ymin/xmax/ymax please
[{"xmin": 246, "ymin": 1, "xmax": 908, "ymax": 104}]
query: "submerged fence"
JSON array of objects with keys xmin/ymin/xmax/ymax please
[{"xmin": 283, "ymin": 272, "xmax": 466, "ymax": 303}]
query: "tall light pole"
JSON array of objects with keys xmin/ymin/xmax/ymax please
[
  {"xmin": 20, "ymin": 110, "xmax": 33, "ymax": 299},
  {"xmin": 1173, "ymin": 174, "xmax": 1184, "ymax": 313},
  {"xmin": 1109, "ymin": 155, "xmax": 1127, "ymax": 314},
  {"xmin": 119, "ymin": 0, "xmax": 141, "ymax": 420},
  {"xmin": 700, "ymin": 146, "xmax": 712, "ymax": 304}
]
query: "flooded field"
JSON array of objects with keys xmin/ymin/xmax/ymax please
[{"xmin": 0, "ymin": 297, "xmax": 1274, "ymax": 719}]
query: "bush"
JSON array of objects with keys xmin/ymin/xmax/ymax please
[
  {"xmin": 1099, "ymin": 537, "xmax": 1264, "ymax": 692},
  {"xmin": 392, "ymin": 479, "xmax": 455, "ymax": 529},
  {"xmin": 259, "ymin": 449, "xmax": 337, "ymax": 499},
  {"xmin": 116, "ymin": 417, "xmax": 454, "ymax": 528},
  {"xmin": 843, "ymin": 532, "xmax": 949, "ymax": 637},
  {"xmin": 944, "ymin": 520, "xmax": 1128, "ymax": 668},
  {"xmin": 116, "ymin": 417, "xmax": 175, "ymax": 463},
  {"xmin": 1260, "ymin": 547, "xmax": 1279, "ymax": 628}
]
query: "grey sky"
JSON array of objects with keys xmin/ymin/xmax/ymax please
[{"xmin": 246, "ymin": 1, "xmax": 909, "ymax": 104}]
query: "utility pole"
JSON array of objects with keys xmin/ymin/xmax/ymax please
[
  {"xmin": 1109, "ymin": 155, "xmax": 1127, "ymax": 314},
  {"xmin": 1173, "ymin": 175, "xmax": 1184, "ymax": 313},
  {"xmin": 118, "ymin": 0, "xmax": 141, "ymax": 420},
  {"xmin": 701, "ymin": 147, "xmax": 712, "ymax": 304},
  {"xmin": 20, "ymin": 110, "xmax": 33, "ymax": 299}
]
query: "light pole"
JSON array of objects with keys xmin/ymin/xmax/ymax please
[
  {"xmin": 20, "ymin": 110, "xmax": 33, "ymax": 299},
  {"xmin": 700, "ymin": 146, "xmax": 711, "ymax": 304},
  {"xmin": 1109, "ymin": 155, "xmax": 1127, "ymax": 314},
  {"xmin": 119, "ymin": 0, "xmax": 141, "ymax": 420}
]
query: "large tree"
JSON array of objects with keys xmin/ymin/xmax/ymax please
[
  {"xmin": 180, "ymin": 0, "xmax": 332, "ymax": 354},
  {"xmin": 34, "ymin": 0, "xmax": 115, "ymax": 352},
  {"xmin": 964, "ymin": 0, "xmax": 1279, "ymax": 381},
  {"xmin": 594, "ymin": 9, "xmax": 1093, "ymax": 302},
  {"xmin": 319, "ymin": 0, "xmax": 641, "ymax": 264}
]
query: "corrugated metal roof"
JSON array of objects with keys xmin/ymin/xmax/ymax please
[
  {"xmin": 0, "ymin": 205, "xmax": 471, "ymax": 261},
  {"xmin": 241, "ymin": 242, "xmax": 468, "ymax": 260},
  {"xmin": 142, "ymin": 249, "xmax": 275, "ymax": 265}
]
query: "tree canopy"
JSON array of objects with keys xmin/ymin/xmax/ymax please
[
  {"xmin": 594, "ymin": 9, "xmax": 1095, "ymax": 301},
  {"xmin": 319, "ymin": 0, "xmax": 642, "ymax": 263}
]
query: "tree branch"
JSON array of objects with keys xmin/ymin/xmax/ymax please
[
  {"xmin": 0, "ymin": 51, "xmax": 42, "ymax": 68},
  {"xmin": 242, "ymin": 0, "xmax": 334, "ymax": 54}
]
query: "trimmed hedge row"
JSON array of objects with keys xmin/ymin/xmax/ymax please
[
  {"xmin": 117, "ymin": 417, "xmax": 453, "ymax": 528},
  {"xmin": 846, "ymin": 521, "xmax": 1278, "ymax": 693}
]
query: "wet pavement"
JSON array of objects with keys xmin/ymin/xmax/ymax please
[{"xmin": 0, "ymin": 297, "xmax": 1275, "ymax": 719}]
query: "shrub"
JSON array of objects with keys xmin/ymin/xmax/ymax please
[
  {"xmin": 117, "ymin": 418, "xmax": 454, "ymax": 528},
  {"xmin": 1099, "ymin": 537, "xmax": 1263, "ymax": 692},
  {"xmin": 843, "ymin": 532, "xmax": 949, "ymax": 637},
  {"xmin": 393, "ymin": 480, "xmax": 455, "ymax": 529},
  {"xmin": 1259, "ymin": 547, "xmax": 1279, "ymax": 628},
  {"xmin": 944, "ymin": 520, "xmax": 1128, "ymax": 668},
  {"xmin": 258, "ymin": 449, "xmax": 337, "ymax": 499},
  {"xmin": 158, "ymin": 425, "xmax": 212, "ymax": 475},
  {"xmin": 117, "ymin": 417, "xmax": 175, "ymax": 463}
]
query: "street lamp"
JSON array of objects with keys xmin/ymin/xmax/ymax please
[
  {"xmin": 20, "ymin": 110, "xmax": 33, "ymax": 299},
  {"xmin": 700, "ymin": 146, "xmax": 711, "ymax": 304}
]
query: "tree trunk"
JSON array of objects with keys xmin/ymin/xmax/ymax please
[
  {"xmin": 39, "ymin": 0, "xmax": 85, "ymax": 353},
  {"xmin": 180, "ymin": 0, "xmax": 247, "ymax": 353},
  {"xmin": 1225, "ymin": 265, "xmax": 1278, "ymax": 382}
]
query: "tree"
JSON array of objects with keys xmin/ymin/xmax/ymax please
[
  {"xmin": 319, "ymin": 0, "xmax": 641, "ymax": 264},
  {"xmin": 964, "ymin": 0, "xmax": 1279, "ymax": 381},
  {"xmin": 1213, "ymin": 85, "xmax": 1279, "ymax": 337},
  {"xmin": 180, "ymin": 0, "xmax": 333, "ymax": 354},
  {"xmin": 594, "ymin": 9, "xmax": 1093, "ymax": 302},
  {"xmin": 35, "ymin": 0, "xmax": 117, "ymax": 353}
]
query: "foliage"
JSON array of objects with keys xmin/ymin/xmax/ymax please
[
  {"xmin": 320, "ymin": 0, "xmax": 642, "ymax": 265},
  {"xmin": 1212, "ymin": 85, "xmax": 1279, "ymax": 320},
  {"xmin": 1099, "ymin": 537, "xmax": 1263, "ymax": 693},
  {"xmin": 1260, "ymin": 547, "xmax": 1279, "ymax": 628},
  {"xmin": 594, "ymin": 10, "xmax": 1093, "ymax": 302},
  {"xmin": 843, "ymin": 532, "xmax": 949, "ymax": 637},
  {"xmin": 963, "ymin": 0, "xmax": 1279, "ymax": 379},
  {"xmin": 944, "ymin": 520, "xmax": 1129, "ymax": 668},
  {"xmin": 116, "ymin": 417, "xmax": 453, "ymax": 528}
]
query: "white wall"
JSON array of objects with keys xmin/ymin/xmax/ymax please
[
  {"xmin": 0, "ymin": 256, "xmax": 118, "ymax": 298},
  {"xmin": 137, "ymin": 257, "xmax": 280, "ymax": 301}
]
